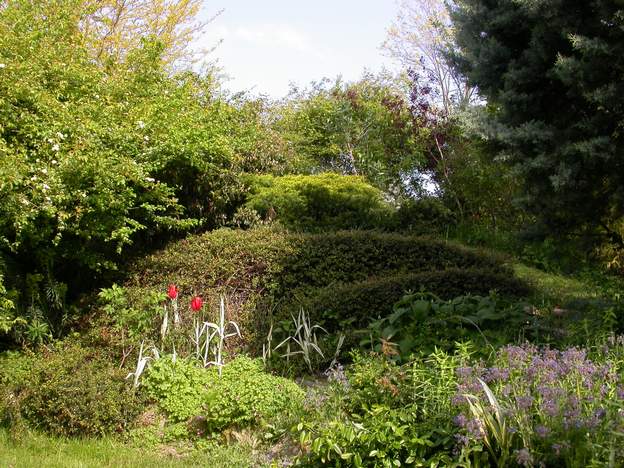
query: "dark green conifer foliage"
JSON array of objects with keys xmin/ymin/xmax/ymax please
[{"xmin": 450, "ymin": 0, "xmax": 624, "ymax": 244}]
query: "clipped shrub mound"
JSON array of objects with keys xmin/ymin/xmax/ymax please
[
  {"xmin": 272, "ymin": 231, "xmax": 510, "ymax": 297},
  {"xmin": 126, "ymin": 227, "xmax": 529, "ymax": 345},
  {"xmin": 130, "ymin": 228, "xmax": 510, "ymax": 292},
  {"xmin": 242, "ymin": 173, "xmax": 394, "ymax": 230},
  {"xmin": 287, "ymin": 268, "xmax": 531, "ymax": 329}
]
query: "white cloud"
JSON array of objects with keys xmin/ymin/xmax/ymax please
[{"xmin": 205, "ymin": 23, "xmax": 326, "ymax": 59}]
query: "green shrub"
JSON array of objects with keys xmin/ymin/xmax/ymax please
[
  {"xmin": 296, "ymin": 351, "xmax": 468, "ymax": 466},
  {"xmin": 18, "ymin": 344, "xmax": 143, "ymax": 437},
  {"xmin": 271, "ymin": 232, "xmax": 512, "ymax": 297},
  {"xmin": 289, "ymin": 268, "xmax": 531, "ymax": 332},
  {"xmin": 297, "ymin": 407, "xmax": 449, "ymax": 467},
  {"xmin": 364, "ymin": 292, "xmax": 534, "ymax": 359},
  {"xmin": 454, "ymin": 342, "xmax": 624, "ymax": 466},
  {"xmin": 243, "ymin": 173, "xmax": 394, "ymax": 230},
  {"xmin": 142, "ymin": 357, "xmax": 210, "ymax": 423},
  {"xmin": 0, "ymin": 351, "xmax": 34, "ymax": 429},
  {"xmin": 143, "ymin": 355, "xmax": 304, "ymax": 432},
  {"xmin": 203, "ymin": 356, "xmax": 305, "ymax": 432},
  {"xmin": 395, "ymin": 197, "xmax": 456, "ymax": 233},
  {"xmin": 126, "ymin": 228, "xmax": 528, "ymax": 346},
  {"xmin": 344, "ymin": 351, "xmax": 410, "ymax": 412},
  {"xmin": 130, "ymin": 229, "xmax": 513, "ymax": 296},
  {"xmin": 98, "ymin": 284, "xmax": 165, "ymax": 343},
  {"xmin": 0, "ymin": 1, "xmax": 294, "ymax": 344}
]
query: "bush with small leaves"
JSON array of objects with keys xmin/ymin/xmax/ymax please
[
  {"xmin": 142, "ymin": 356, "xmax": 210, "ymax": 423},
  {"xmin": 143, "ymin": 355, "xmax": 304, "ymax": 432},
  {"xmin": 18, "ymin": 344, "xmax": 144, "ymax": 437},
  {"xmin": 203, "ymin": 356, "xmax": 305, "ymax": 432},
  {"xmin": 243, "ymin": 173, "xmax": 394, "ymax": 230}
]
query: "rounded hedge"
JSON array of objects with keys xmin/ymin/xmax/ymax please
[
  {"xmin": 125, "ymin": 227, "xmax": 530, "ymax": 346},
  {"xmin": 242, "ymin": 173, "xmax": 394, "ymax": 230},
  {"xmin": 284, "ymin": 268, "xmax": 531, "ymax": 330}
]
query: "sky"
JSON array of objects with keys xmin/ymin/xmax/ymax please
[{"xmin": 195, "ymin": 1, "xmax": 400, "ymax": 98}]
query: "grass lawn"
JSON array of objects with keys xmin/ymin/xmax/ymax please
[
  {"xmin": 0, "ymin": 429, "xmax": 254, "ymax": 468},
  {"xmin": 513, "ymin": 262, "xmax": 623, "ymax": 303},
  {"xmin": 513, "ymin": 263, "xmax": 600, "ymax": 303}
]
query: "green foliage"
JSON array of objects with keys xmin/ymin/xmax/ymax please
[
  {"xmin": 0, "ymin": 273, "xmax": 21, "ymax": 338},
  {"xmin": 98, "ymin": 284, "xmax": 164, "ymax": 343},
  {"xmin": 365, "ymin": 292, "xmax": 533, "ymax": 360},
  {"xmin": 454, "ymin": 341, "xmax": 624, "ymax": 466},
  {"xmin": 298, "ymin": 407, "xmax": 445, "ymax": 467},
  {"xmin": 144, "ymin": 355, "xmax": 304, "ymax": 432},
  {"xmin": 243, "ymin": 173, "xmax": 394, "ymax": 230},
  {"xmin": 270, "ymin": 232, "xmax": 512, "ymax": 298},
  {"xmin": 0, "ymin": 351, "xmax": 34, "ymax": 430},
  {"xmin": 0, "ymin": 1, "xmax": 294, "ymax": 343},
  {"xmin": 143, "ymin": 356, "xmax": 210, "ymax": 423},
  {"xmin": 295, "ymin": 268, "xmax": 531, "ymax": 334},
  {"xmin": 276, "ymin": 73, "xmax": 426, "ymax": 193},
  {"xmin": 345, "ymin": 350, "xmax": 469, "ymax": 421},
  {"xmin": 433, "ymin": 121, "xmax": 523, "ymax": 230},
  {"xmin": 345, "ymin": 352, "xmax": 409, "ymax": 412},
  {"xmin": 295, "ymin": 350, "xmax": 470, "ymax": 466},
  {"xmin": 202, "ymin": 356, "xmax": 304, "ymax": 432},
  {"xmin": 450, "ymin": 0, "xmax": 624, "ymax": 247},
  {"xmin": 0, "ymin": 0, "xmax": 197, "ymax": 267},
  {"xmin": 16, "ymin": 343, "xmax": 143, "ymax": 437},
  {"xmin": 127, "ymin": 228, "xmax": 526, "ymax": 346},
  {"xmin": 394, "ymin": 197, "xmax": 456, "ymax": 234}
]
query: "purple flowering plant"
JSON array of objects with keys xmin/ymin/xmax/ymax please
[{"xmin": 453, "ymin": 337, "xmax": 624, "ymax": 466}]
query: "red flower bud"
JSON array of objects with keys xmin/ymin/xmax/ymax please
[
  {"xmin": 167, "ymin": 284, "xmax": 178, "ymax": 300},
  {"xmin": 190, "ymin": 296, "xmax": 203, "ymax": 312}
]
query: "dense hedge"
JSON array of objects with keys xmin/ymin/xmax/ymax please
[
  {"xmin": 284, "ymin": 268, "xmax": 531, "ymax": 329},
  {"xmin": 272, "ymin": 231, "xmax": 509, "ymax": 296},
  {"xmin": 126, "ymin": 228, "xmax": 529, "ymax": 346},
  {"xmin": 130, "ymin": 228, "xmax": 509, "ymax": 293}
]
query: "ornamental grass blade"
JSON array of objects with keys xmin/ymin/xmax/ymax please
[
  {"xmin": 311, "ymin": 324, "xmax": 328, "ymax": 335},
  {"xmin": 478, "ymin": 378, "xmax": 504, "ymax": 423},
  {"xmin": 274, "ymin": 336, "xmax": 291, "ymax": 351},
  {"xmin": 227, "ymin": 320, "xmax": 242, "ymax": 337},
  {"xmin": 160, "ymin": 309, "xmax": 169, "ymax": 340},
  {"xmin": 309, "ymin": 342, "xmax": 325, "ymax": 358}
]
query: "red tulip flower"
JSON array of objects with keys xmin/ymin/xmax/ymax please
[
  {"xmin": 167, "ymin": 284, "xmax": 178, "ymax": 300},
  {"xmin": 190, "ymin": 296, "xmax": 203, "ymax": 312}
]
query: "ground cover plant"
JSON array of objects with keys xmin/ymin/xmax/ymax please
[{"xmin": 143, "ymin": 355, "xmax": 304, "ymax": 432}]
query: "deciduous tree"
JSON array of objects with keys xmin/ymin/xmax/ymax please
[
  {"xmin": 383, "ymin": 0, "xmax": 475, "ymax": 114},
  {"xmin": 81, "ymin": 0, "xmax": 220, "ymax": 67}
]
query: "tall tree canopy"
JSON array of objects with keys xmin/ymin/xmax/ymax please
[
  {"xmin": 277, "ymin": 75, "xmax": 427, "ymax": 196},
  {"xmin": 0, "ymin": 0, "xmax": 287, "ymax": 333},
  {"xmin": 450, "ymin": 0, "xmax": 624, "ymax": 245},
  {"xmin": 81, "ymin": 0, "xmax": 219, "ymax": 67}
]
